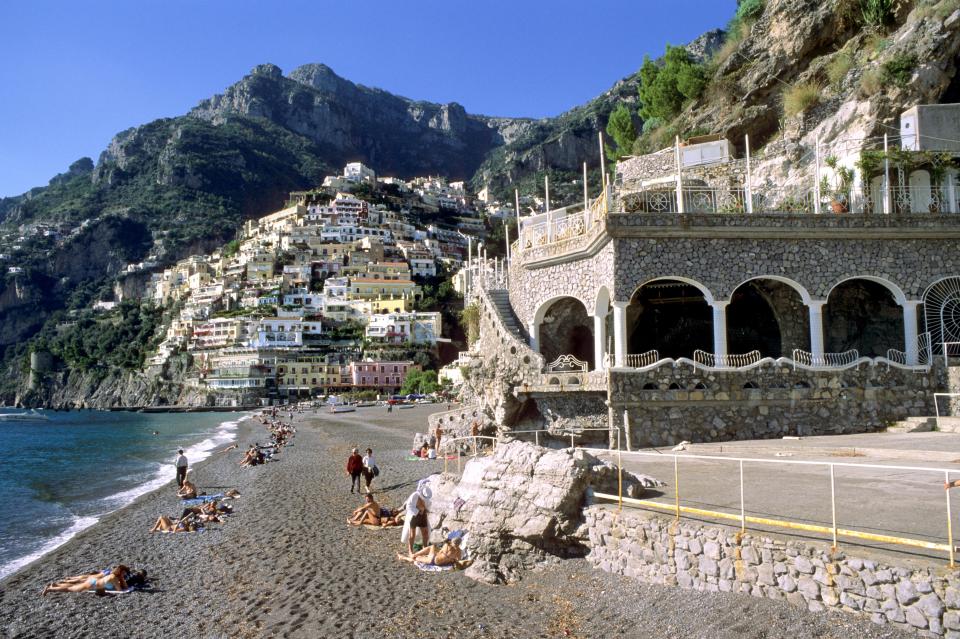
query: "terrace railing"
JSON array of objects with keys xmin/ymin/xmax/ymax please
[
  {"xmin": 543, "ymin": 354, "xmax": 589, "ymax": 374},
  {"xmin": 886, "ymin": 332, "xmax": 933, "ymax": 367},
  {"xmin": 792, "ymin": 349, "xmax": 860, "ymax": 369},
  {"xmin": 693, "ymin": 349, "xmax": 762, "ymax": 369}
]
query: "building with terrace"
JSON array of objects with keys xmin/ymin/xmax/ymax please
[{"xmin": 457, "ymin": 145, "xmax": 960, "ymax": 449}]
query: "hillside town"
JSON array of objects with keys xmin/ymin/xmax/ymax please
[{"xmin": 135, "ymin": 162, "xmax": 508, "ymax": 403}]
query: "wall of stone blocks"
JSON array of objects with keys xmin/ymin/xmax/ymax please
[
  {"xmin": 610, "ymin": 363, "xmax": 942, "ymax": 447},
  {"xmin": 584, "ymin": 506, "xmax": 960, "ymax": 636}
]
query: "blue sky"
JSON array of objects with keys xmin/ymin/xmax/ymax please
[{"xmin": 0, "ymin": 0, "xmax": 735, "ymax": 197}]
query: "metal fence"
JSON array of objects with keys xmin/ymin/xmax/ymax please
[
  {"xmin": 584, "ymin": 447, "xmax": 957, "ymax": 566},
  {"xmin": 440, "ymin": 425, "xmax": 960, "ymax": 566}
]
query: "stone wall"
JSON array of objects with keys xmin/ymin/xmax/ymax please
[
  {"xmin": 610, "ymin": 362, "xmax": 942, "ymax": 448},
  {"xmin": 459, "ymin": 287, "xmax": 545, "ymax": 427},
  {"xmin": 585, "ymin": 506, "xmax": 960, "ymax": 636},
  {"xmin": 617, "ymin": 153, "xmax": 747, "ymax": 191},
  {"xmin": 508, "ymin": 237, "xmax": 615, "ymax": 328},
  {"xmin": 612, "ymin": 233, "xmax": 960, "ymax": 302}
]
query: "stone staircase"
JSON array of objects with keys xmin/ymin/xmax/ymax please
[
  {"xmin": 487, "ymin": 289, "xmax": 526, "ymax": 342},
  {"xmin": 886, "ymin": 416, "xmax": 960, "ymax": 433}
]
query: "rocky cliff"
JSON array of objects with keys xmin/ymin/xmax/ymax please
[
  {"xmin": 189, "ymin": 63, "xmax": 531, "ymax": 181},
  {"xmin": 424, "ymin": 441, "xmax": 663, "ymax": 584},
  {"xmin": 671, "ymin": 0, "xmax": 960, "ymax": 186}
]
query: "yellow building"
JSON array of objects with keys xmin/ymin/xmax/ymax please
[{"xmin": 348, "ymin": 278, "xmax": 421, "ymax": 301}]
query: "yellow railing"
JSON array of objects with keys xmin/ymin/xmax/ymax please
[{"xmin": 468, "ymin": 427, "xmax": 959, "ymax": 567}]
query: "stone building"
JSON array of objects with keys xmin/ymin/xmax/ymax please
[{"xmin": 452, "ymin": 159, "xmax": 960, "ymax": 449}]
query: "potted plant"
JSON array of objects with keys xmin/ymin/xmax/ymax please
[{"xmin": 824, "ymin": 156, "xmax": 854, "ymax": 213}]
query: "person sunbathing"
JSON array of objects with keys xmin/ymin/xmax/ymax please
[
  {"xmin": 397, "ymin": 539, "xmax": 462, "ymax": 566},
  {"xmin": 177, "ymin": 479, "xmax": 197, "ymax": 499},
  {"xmin": 42, "ymin": 565, "xmax": 130, "ymax": 594},
  {"xmin": 378, "ymin": 507, "xmax": 405, "ymax": 528},
  {"xmin": 347, "ymin": 493, "xmax": 381, "ymax": 526},
  {"xmin": 150, "ymin": 515, "xmax": 198, "ymax": 533}
]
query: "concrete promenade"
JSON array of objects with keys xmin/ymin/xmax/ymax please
[{"xmin": 589, "ymin": 432, "xmax": 960, "ymax": 568}]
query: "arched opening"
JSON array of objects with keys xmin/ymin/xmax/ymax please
[
  {"xmin": 536, "ymin": 297, "xmax": 594, "ymax": 366},
  {"xmin": 627, "ymin": 279, "xmax": 713, "ymax": 359},
  {"xmin": 825, "ymin": 279, "xmax": 904, "ymax": 357},
  {"xmin": 728, "ymin": 278, "xmax": 810, "ymax": 357}
]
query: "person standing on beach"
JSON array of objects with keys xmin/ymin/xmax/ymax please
[
  {"xmin": 401, "ymin": 483, "xmax": 431, "ymax": 556},
  {"xmin": 175, "ymin": 449, "xmax": 188, "ymax": 488},
  {"xmin": 346, "ymin": 448, "xmax": 364, "ymax": 494},
  {"xmin": 362, "ymin": 448, "xmax": 378, "ymax": 492}
]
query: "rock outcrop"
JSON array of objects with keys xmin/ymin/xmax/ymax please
[{"xmin": 424, "ymin": 441, "xmax": 663, "ymax": 584}]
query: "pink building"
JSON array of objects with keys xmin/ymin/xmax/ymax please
[{"xmin": 349, "ymin": 360, "xmax": 418, "ymax": 391}]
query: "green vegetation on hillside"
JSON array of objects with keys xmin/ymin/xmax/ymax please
[{"xmin": 30, "ymin": 301, "xmax": 164, "ymax": 372}]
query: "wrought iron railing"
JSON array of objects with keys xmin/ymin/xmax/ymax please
[
  {"xmin": 792, "ymin": 349, "xmax": 860, "ymax": 368},
  {"xmin": 693, "ymin": 349, "xmax": 762, "ymax": 368},
  {"xmin": 890, "ymin": 186, "xmax": 949, "ymax": 214},
  {"xmin": 543, "ymin": 354, "xmax": 589, "ymax": 374},
  {"xmin": 625, "ymin": 350, "xmax": 661, "ymax": 368},
  {"xmin": 887, "ymin": 332, "xmax": 933, "ymax": 366}
]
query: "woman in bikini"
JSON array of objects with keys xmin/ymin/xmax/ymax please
[
  {"xmin": 397, "ymin": 538, "xmax": 462, "ymax": 566},
  {"xmin": 42, "ymin": 565, "xmax": 130, "ymax": 594},
  {"xmin": 150, "ymin": 515, "xmax": 198, "ymax": 533}
]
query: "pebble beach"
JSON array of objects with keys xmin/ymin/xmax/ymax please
[{"xmin": 0, "ymin": 405, "xmax": 912, "ymax": 638}]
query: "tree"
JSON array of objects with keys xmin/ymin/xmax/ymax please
[
  {"xmin": 605, "ymin": 104, "xmax": 638, "ymax": 165},
  {"xmin": 638, "ymin": 46, "xmax": 707, "ymax": 123},
  {"xmin": 400, "ymin": 369, "xmax": 439, "ymax": 395}
]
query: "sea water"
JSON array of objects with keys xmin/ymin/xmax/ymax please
[{"xmin": 0, "ymin": 409, "xmax": 246, "ymax": 579}]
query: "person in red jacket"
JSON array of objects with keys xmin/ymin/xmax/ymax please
[{"xmin": 346, "ymin": 448, "xmax": 364, "ymax": 494}]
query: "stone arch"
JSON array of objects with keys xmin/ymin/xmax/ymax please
[
  {"xmin": 825, "ymin": 277, "xmax": 904, "ymax": 357},
  {"xmin": 631, "ymin": 276, "xmax": 716, "ymax": 306},
  {"xmin": 825, "ymin": 276, "xmax": 906, "ymax": 306},
  {"xmin": 535, "ymin": 296, "xmax": 594, "ymax": 366},
  {"xmin": 728, "ymin": 275, "xmax": 812, "ymax": 306},
  {"xmin": 533, "ymin": 294, "xmax": 592, "ymax": 326},
  {"xmin": 728, "ymin": 277, "xmax": 810, "ymax": 357},
  {"xmin": 627, "ymin": 277, "xmax": 715, "ymax": 359}
]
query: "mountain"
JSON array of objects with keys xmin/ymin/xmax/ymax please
[
  {"xmin": 471, "ymin": 30, "xmax": 726, "ymax": 200},
  {"xmin": 0, "ymin": 63, "xmax": 536, "ymax": 376}
]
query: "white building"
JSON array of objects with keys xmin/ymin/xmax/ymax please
[
  {"xmin": 247, "ymin": 317, "xmax": 323, "ymax": 349},
  {"xmin": 344, "ymin": 162, "xmax": 376, "ymax": 183}
]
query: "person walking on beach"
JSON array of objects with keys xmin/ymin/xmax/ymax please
[
  {"xmin": 175, "ymin": 449, "xmax": 188, "ymax": 488},
  {"xmin": 346, "ymin": 448, "xmax": 364, "ymax": 494},
  {"xmin": 362, "ymin": 447, "xmax": 378, "ymax": 492}
]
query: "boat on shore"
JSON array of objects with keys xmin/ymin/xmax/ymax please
[
  {"xmin": 329, "ymin": 404, "xmax": 357, "ymax": 413},
  {"xmin": 0, "ymin": 410, "xmax": 51, "ymax": 423}
]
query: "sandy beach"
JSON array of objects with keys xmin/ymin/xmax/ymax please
[{"xmin": 0, "ymin": 404, "xmax": 910, "ymax": 638}]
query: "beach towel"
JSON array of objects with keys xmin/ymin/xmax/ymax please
[
  {"xmin": 86, "ymin": 587, "xmax": 137, "ymax": 594},
  {"xmin": 180, "ymin": 494, "xmax": 223, "ymax": 506},
  {"xmin": 416, "ymin": 563, "xmax": 453, "ymax": 572}
]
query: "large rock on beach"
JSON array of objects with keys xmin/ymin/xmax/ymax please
[{"xmin": 425, "ymin": 441, "xmax": 662, "ymax": 584}]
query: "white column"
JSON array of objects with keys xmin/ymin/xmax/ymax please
[
  {"xmin": 711, "ymin": 301, "xmax": 729, "ymax": 363},
  {"xmin": 947, "ymin": 169, "xmax": 958, "ymax": 214},
  {"xmin": 593, "ymin": 313, "xmax": 607, "ymax": 371},
  {"xmin": 902, "ymin": 301, "xmax": 921, "ymax": 365},
  {"xmin": 528, "ymin": 320, "xmax": 540, "ymax": 353},
  {"xmin": 808, "ymin": 301, "xmax": 827, "ymax": 358},
  {"xmin": 612, "ymin": 301, "xmax": 629, "ymax": 368}
]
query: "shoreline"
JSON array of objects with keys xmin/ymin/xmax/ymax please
[
  {"xmin": 0, "ymin": 405, "xmax": 910, "ymax": 639},
  {"xmin": 0, "ymin": 412, "xmax": 256, "ymax": 583}
]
